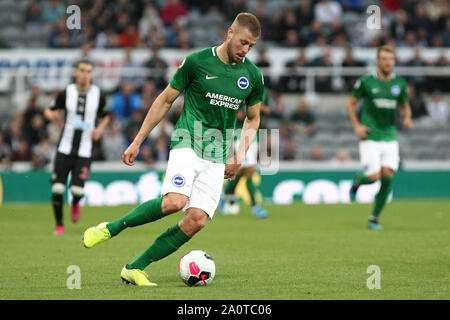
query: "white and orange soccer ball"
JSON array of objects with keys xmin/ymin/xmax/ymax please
[{"xmin": 178, "ymin": 250, "xmax": 216, "ymax": 286}]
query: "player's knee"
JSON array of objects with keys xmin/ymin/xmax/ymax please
[
  {"xmin": 181, "ymin": 210, "xmax": 207, "ymax": 236},
  {"xmin": 162, "ymin": 194, "xmax": 188, "ymax": 213},
  {"xmin": 367, "ymin": 172, "xmax": 381, "ymax": 181},
  {"xmin": 70, "ymin": 185, "xmax": 84, "ymax": 197},
  {"xmin": 52, "ymin": 183, "xmax": 66, "ymax": 195},
  {"xmin": 381, "ymin": 167, "xmax": 394, "ymax": 178}
]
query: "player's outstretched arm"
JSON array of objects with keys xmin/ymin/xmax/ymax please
[
  {"xmin": 122, "ymin": 84, "xmax": 181, "ymax": 166},
  {"xmin": 225, "ymin": 102, "xmax": 261, "ymax": 180},
  {"xmin": 346, "ymin": 95, "xmax": 369, "ymax": 139}
]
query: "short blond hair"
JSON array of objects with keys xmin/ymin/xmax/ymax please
[
  {"xmin": 377, "ymin": 45, "xmax": 396, "ymax": 59},
  {"xmin": 231, "ymin": 12, "xmax": 261, "ymax": 38}
]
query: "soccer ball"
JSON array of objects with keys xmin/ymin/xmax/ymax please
[{"xmin": 178, "ymin": 250, "xmax": 216, "ymax": 286}]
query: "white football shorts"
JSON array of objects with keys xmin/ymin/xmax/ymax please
[
  {"xmin": 161, "ymin": 147, "xmax": 225, "ymax": 219},
  {"xmin": 359, "ymin": 140, "xmax": 399, "ymax": 175}
]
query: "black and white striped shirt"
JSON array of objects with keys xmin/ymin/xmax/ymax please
[{"xmin": 51, "ymin": 83, "xmax": 107, "ymax": 158}]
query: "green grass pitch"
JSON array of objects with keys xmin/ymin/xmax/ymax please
[{"xmin": 0, "ymin": 200, "xmax": 448, "ymax": 300}]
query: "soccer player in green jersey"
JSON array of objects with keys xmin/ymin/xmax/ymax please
[
  {"xmin": 346, "ymin": 45, "xmax": 413, "ymax": 230},
  {"xmin": 220, "ymin": 86, "xmax": 271, "ymax": 218},
  {"xmin": 82, "ymin": 13, "xmax": 265, "ymax": 286}
]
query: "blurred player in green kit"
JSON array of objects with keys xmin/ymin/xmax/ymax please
[
  {"xmin": 82, "ymin": 12, "xmax": 265, "ymax": 286},
  {"xmin": 220, "ymin": 86, "xmax": 271, "ymax": 218},
  {"xmin": 346, "ymin": 45, "xmax": 413, "ymax": 230}
]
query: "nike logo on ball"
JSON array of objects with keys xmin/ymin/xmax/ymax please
[{"xmin": 206, "ymin": 75, "xmax": 218, "ymax": 79}]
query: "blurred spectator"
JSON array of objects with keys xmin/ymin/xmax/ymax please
[
  {"xmin": 141, "ymin": 80, "xmax": 159, "ymax": 111},
  {"xmin": 280, "ymin": 49, "xmax": 308, "ymax": 92},
  {"xmin": 297, "ymin": 0, "xmax": 314, "ymax": 29},
  {"xmin": 154, "ymin": 133, "xmax": 170, "ymax": 161},
  {"xmin": 119, "ymin": 24, "xmax": 142, "ymax": 48},
  {"xmin": 310, "ymin": 144, "xmax": 324, "ymax": 161},
  {"xmin": 426, "ymin": 93, "xmax": 449, "ymax": 124},
  {"xmin": 49, "ymin": 17, "xmax": 72, "ymax": 48},
  {"xmin": 31, "ymin": 137, "xmax": 53, "ymax": 169},
  {"xmin": 266, "ymin": 89, "xmax": 285, "ymax": 121},
  {"xmin": 407, "ymin": 84, "xmax": 429, "ymax": 120},
  {"xmin": 0, "ymin": 131, "xmax": 12, "ymax": 167},
  {"xmin": 333, "ymin": 148, "xmax": 351, "ymax": 162},
  {"xmin": 432, "ymin": 55, "xmax": 450, "ymax": 92},
  {"xmin": 139, "ymin": 5, "xmax": 166, "ymax": 43},
  {"xmin": 168, "ymin": 101, "xmax": 184, "ymax": 125},
  {"xmin": 101, "ymin": 120, "xmax": 126, "ymax": 161},
  {"xmin": 283, "ymin": 30, "xmax": 301, "ymax": 47},
  {"xmin": 26, "ymin": 114, "xmax": 47, "ymax": 147},
  {"xmin": 7, "ymin": 116, "xmax": 25, "ymax": 156},
  {"xmin": 42, "ymin": 0, "xmax": 65, "ymax": 26},
  {"xmin": 406, "ymin": 48, "xmax": 428, "ymax": 92},
  {"xmin": 314, "ymin": 0, "xmax": 343, "ymax": 27},
  {"xmin": 12, "ymin": 138, "xmax": 32, "ymax": 162},
  {"xmin": 140, "ymin": 145, "xmax": 156, "ymax": 166},
  {"xmin": 124, "ymin": 109, "xmax": 145, "ymax": 144},
  {"xmin": 109, "ymin": 82, "xmax": 142, "ymax": 124},
  {"xmin": 25, "ymin": 0, "xmax": 42, "ymax": 29},
  {"xmin": 224, "ymin": 0, "xmax": 247, "ymax": 24},
  {"xmin": 143, "ymin": 46, "xmax": 169, "ymax": 91},
  {"xmin": 340, "ymin": 0, "xmax": 363, "ymax": 12},
  {"xmin": 279, "ymin": 9, "xmax": 300, "ymax": 45},
  {"xmin": 289, "ymin": 98, "xmax": 316, "ymax": 137},
  {"xmin": 160, "ymin": 0, "xmax": 188, "ymax": 26},
  {"xmin": 282, "ymin": 137, "xmax": 296, "ymax": 160},
  {"xmin": 149, "ymin": 118, "xmax": 174, "ymax": 143},
  {"xmin": 255, "ymin": 47, "xmax": 271, "ymax": 68},
  {"xmin": 120, "ymin": 47, "xmax": 144, "ymax": 86},
  {"xmin": 175, "ymin": 28, "xmax": 193, "ymax": 49},
  {"xmin": 341, "ymin": 47, "xmax": 365, "ymax": 90},
  {"xmin": 255, "ymin": 47, "xmax": 271, "ymax": 87},
  {"xmin": 308, "ymin": 47, "xmax": 334, "ymax": 92}
]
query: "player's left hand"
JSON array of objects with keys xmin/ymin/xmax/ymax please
[
  {"xmin": 224, "ymin": 156, "xmax": 241, "ymax": 181},
  {"xmin": 403, "ymin": 118, "xmax": 414, "ymax": 129}
]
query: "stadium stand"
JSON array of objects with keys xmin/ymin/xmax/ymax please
[{"xmin": 0, "ymin": 0, "xmax": 449, "ymax": 168}]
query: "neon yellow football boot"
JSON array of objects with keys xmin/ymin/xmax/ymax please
[
  {"xmin": 120, "ymin": 265, "xmax": 158, "ymax": 286},
  {"xmin": 82, "ymin": 222, "xmax": 111, "ymax": 248}
]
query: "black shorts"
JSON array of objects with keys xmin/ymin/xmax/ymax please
[{"xmin": 51, "ymin": 152, "xmax": 92, "ymax": 187}]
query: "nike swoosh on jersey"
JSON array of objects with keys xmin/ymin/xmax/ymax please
[{"xmin": 206, "ymin": 75, "xmax": 218, "ymax": 80}]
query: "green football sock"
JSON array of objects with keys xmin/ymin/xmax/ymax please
[
  {"xmin": 225, "ymin": 174, "xmax": 241, "ymax": 194},
  {"xmin": 355, "ymin": 172, "xmax": 375, "ymax": 186},
  {"xmin": 246, "ymin": 175, "xmax": 257, "ymax": 206},
  {"xmin": 372, "ymin": 176, "xmax": 393, "ymax": 218},
  {"xmin": 127, "ymin": 224, "xmax": 191, "ymax": 270},
  {"xmin": 106, "ymin": 197, "xmax": 164, "ymax": 237}
]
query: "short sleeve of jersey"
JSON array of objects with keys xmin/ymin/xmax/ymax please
[
  {"xmin": 246, "ymin": 70, "xmax": 265, "ymax": 107},
  {"xmin": 169, "ymin": 54, "xmax": 196, "ymax": 92},
  {"xmin": 50, "ymin": 90, "xmax": 66, "ymax": 110},
  {"xmin": 351, "ymin": 77, "xmax": 365, "ymax": 99},
  {"xmin": 97, "ymin": 93, "xmax": 109, "ymax": 118},
  {"xmin": 398, "ymin": 79, "xmax": 409, "ymax": 104}
]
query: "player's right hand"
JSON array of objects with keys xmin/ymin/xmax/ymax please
[
  {"xmin": 122, "ymin": 143, "xmax": 140, "ymax": 166},
  {"xmin": 354, "ymin": 124, "xmax": 370, "ymax": 139}
]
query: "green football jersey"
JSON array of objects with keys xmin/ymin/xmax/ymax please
[
  {"xmin": 352, "ymin": 73, "xmax": 408, "ymax": 141},
  {"xmin": 235, "ymin": 85, "xmax": 269, "ymax": 130},
  {"xmin": 169, "ymin": 46, "xmax": 264, "ymax": 163}
]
